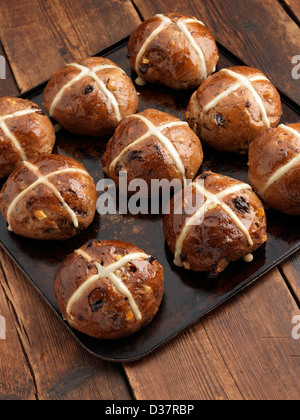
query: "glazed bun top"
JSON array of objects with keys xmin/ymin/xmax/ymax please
[
  {"xmin": 0, "ymin": 154, "xmax": 97, "ymax": 241},
  {"xmin": 43, "ymin": 57, "xmax": 138, "ymax": 137},
  {"xmin": 248, "ymin": 123, "xmax": 300, "ymax": 215},
  {"xmin": 102, "ymin": 108, "xmax": 204, "ymax": 191},
  {"xmin": 54, "ymin": 239, "xmax": 165, "ymax": 339},
  {"xmin": 128, "ymin": 12, "xmax": 219, "ymax": 90},
  {"xmin": 0, "ymin": 97, "xmax": 55, "ymax": 178},
  {"xmin": 164, "ymin": 171, "xmax": 267, "ymax": 275},
  {"xmin": 187, "ymin": 66, "xmax": 282, "ymax": 153}
]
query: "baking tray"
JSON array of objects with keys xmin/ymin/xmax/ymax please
[{"xmin": 0, "ymin": 36, "xmax": 299, "ymax": 362}]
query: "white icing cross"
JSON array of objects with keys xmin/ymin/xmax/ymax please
[
  {"xmin": 0, "ymin": 109, "xmax": 40, "ymax": 161},
  {"xmin": 109, "ymin": 114, "xmax": 189, "ymax": 185},
  {"xmin": 203, "ymin": 69, "xmax": 271, "ymax": 128},
  {"xmin": 174, "ymin": 181, "xmax": 254, "ymax": 267},
  {"xmin": 66, "ymin": 249, "xmax": 151, "ymax": 321},
  {"xmin": 259, "ymin": 124, "xmax": 300, "ymax": 195},
  {"xmin": 6, "ymin": 161, "xmax": 91, "ymax": 232},
  {"xmin": 135, "ymin": 14, "xmax": 207, "ymax": 85},
  {"xmin": 49, "ymin": 63, "xmax": 125, "ymax": 122}
]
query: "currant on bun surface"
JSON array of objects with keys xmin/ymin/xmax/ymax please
[
  {"xmin": 0, "ymin": 154, "xmax": 97, "ymax": 241},
  {"xmin": 128, "ymin": 13, "xmax": 219, "ymax": 90},
  {"xmin": 43, "ymin": 57, "xmax": 138, "ymax": 137},
  {"xmin": 54, "ymin": 240, "xmax": 164, "ymax": 339},
  {"xmin": 187, "ymin": 66, "xmax": 282, "ymax": 154},
  {"xmin": 164, "ymin": 172, "xmax": 267, "ymax": 276}
]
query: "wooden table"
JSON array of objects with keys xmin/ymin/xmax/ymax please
[{"xmin": 0, "ymin": 0, "xmax": 299, "ymax": 401}]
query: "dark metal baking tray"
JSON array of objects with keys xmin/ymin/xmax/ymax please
[{"xmin": 0, "ymin": 36, "xmax": 299, "ymax": 362}]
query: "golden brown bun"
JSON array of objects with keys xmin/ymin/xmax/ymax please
[
  {"xmin": 102, "ymin": 109, "xmax": 204, "ymax": 194},
  {"xmin": 0, "ymin": 154, "xmax": 97, "ymax": 240},
  {"xmin": 164, "ymin": 172, "xmax": 267, "ymax": 276},
  {"xmin": 0, "ymin": 97, "xmax": 56, "ymax": 178},
  {"xmin": 128, "ymin": 13, "xmax": 219, "ymax": 90},
  {"xmin": 187, "ymin": 66, "xmax": 282, "ymax": 154},
  {"xmin": 43, "ymin": 57, "xmax": 138, "ymax": 137},
  {"xmin": 54, "ymin": 240, "xmax": 164, "ymax": 339},
  {"xmin": 248, "ymin": 123, "xmax": 300, "ymax": 215}
]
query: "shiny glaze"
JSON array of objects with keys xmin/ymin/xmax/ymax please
[
  {"xmin": 164, "ymin": 172, "xmax": 267, "ymax": 275},
  {"xmin": 204, "ymin": 69, "xmax": 271, "ymax": 127},
  {"xmin": 187, "ymin": 66, "xmax": 282, "ymax": 154},
  {"xmin": 102, "ymin": 109, "xmax": 203, "ymax": 194},
  {"xmin": 0, "ymin": 154, "xmax": 97, "ymax": 240},
  {"xmin": 248, "ymin": 123, "xmax": 300, "ymax": 215},
  {"xmin": 173, "ymin": 181, "xmax": 254, "ymax": 268},
  {"xmin": 43, "ymin": 57, "xmax": 138, "ymax": 137},
  {"xmin": 0, "ymin": 97, "xmax": 55, "ymax": 178},
  {"xmin": 54, "ymin": 240, "xmax": 164, "ymax": 340},
  {"xmin": 128, "ymin": 13, "xmax": 219, "ymax": 90}
]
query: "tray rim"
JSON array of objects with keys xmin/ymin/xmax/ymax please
[{"xmin": 0, "ymin": 35, "xmax": 299, "ymax": 363}]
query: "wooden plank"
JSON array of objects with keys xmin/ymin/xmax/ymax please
[
  {"xmin": 132, "ymin": 0, "xmax": 300, "ymax": 105},
  {"xmin": 0, "ymin": 256, "xmax": 36, "ymax": 400},
  {"xmin": 0, "ymin": 42, "xmax": 19, "ymax": 97},
  {"xmin": 0, "ymin": 0, "xmax": 141, "ymax": 92},
  {"xmin": 281, "ymin": 252, "xmax": 300, "ymax": 303},
  {"xmin": 0, "ymin": 249, "xmax": 132, "ymax": 400},
  {"xmin": 125, "ymin": 269, "xmax": 300, "ymax": 400},
  {"xmin": 280, "ymin": 0, "xmax": 300, "ymax": 25},
  {"xmin": 125, "ymin": 323, "xmax": 244, "ymax": 400}
]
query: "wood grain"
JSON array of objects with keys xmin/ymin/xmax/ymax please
[
  {"xmin": 280, "ymin": 0, "xmax": 300, "ymax": 25},
  {"xmin": 132, "ymin": 0, "xmax": 300, "ymax": 105},
  {"xmin": 0, "ymin": 249, "xmax": 132, "ymax": 400},
  {"xmin": 0, "ymin": 0, "xmax": 141, "ymax": 92},
  {"xmin": 125, "ymin": 269, "xmax": 300, "ymax": 400},
  {"xmin": 0, "ymin": 42, "xmax": 19, "ymax": 97},
  {"xmin": 281, "ymin": 252, "xmax": 300, "ymax": 303},
  {"xmin": 125, "ymin": 323, "xmax": 244, "ymax": 400},
  {"xmin": 0, "ymin": 257, "xmax": 36, "ymax": 400}
]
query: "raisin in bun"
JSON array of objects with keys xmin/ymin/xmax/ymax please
[
  {"xmin": 43, "ymin": 57, "xmax": 138, "ymax": 137},
  {"xmin": 54, "ymin": 240, "xmax": 164, "ymax": 339},
  {"xmin": 164, "ymin": 172, "xmax": 267, "ymax": 276},
  {"xmin": 187, "ymin": 66, "xmax": 282, "ymax": 154},
  {"xmin": 128, "ymin": 13, "xmax": 219, "ymax": 90},
  {"xmin": 0, "ymin": 154, "xmax": 97, "ymax": 241},
  {"xmin": 248, "ymin": 123, "xmax": 300, "ymax": 215},
  {"xmin": 0, "ymin": 97, "xmax": 55, "ymax": 178},
  {"xmin": 102, "ymin": 109, "xmax": 204, "ymax": 194}
]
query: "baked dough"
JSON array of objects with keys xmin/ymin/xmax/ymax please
[
  {"xmin": 187, "ymin": 66, "xmax": 282, "ymax": 154},
  {"xmin": 102, "ymin": 109, "xmax": 204, "ymax": 193},
  {"xmin": 43, "ymin": 57, "xmax": 138, "ymax": 137},
  {"xmin": 0, "ymin": 154, "xmax": 97, "ymax": 240},
  {"xmin": 54, "ymin": 240, "xmax": 164, "ymax": 339},
  {"xmin": 128, "ymin": 13, "xmax": 219, "ymax": 90},
  {"xmin": 164, "ymin": 171, "xmax": 267, "ymax": 275},
  {"xmin": 0, "ymin": 97, "xmax": 55, "ymax": 178},
  {"xmin": 248, "ymin": 123, "xmax": 300, "ymax": 215}
]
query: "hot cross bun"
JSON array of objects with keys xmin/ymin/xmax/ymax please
[
  {"xmin": 164, "ymin": 172, "xmax": 267, "ymax": 276},
  {"xmin": 54, "ymin": 240, "xmax": 164, "ymax": 339},
  {"xmin": 43, "ymin": 57, "xmax": 139, "ymax": 137},
  {"xmin": 128, "ymin": 12, "xmax": 219, "ymax": 90},
  {"xmin": 248, "ymin": 123, "xmax": 300, "ymax": 215},
  {"xmin": 102, "ymin": 109, "xmax": 204, "ymax": 194},
  {"xmin": 0, "ymin": 97, "xmax": 56, "ymax": 178},
  {"xmin": 0, "ymin": 154, "xmax": 97, "ymax": 240},
  {"xmin": 187, "ymin": 66, "xmax": 282, "ymax": 154}
]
